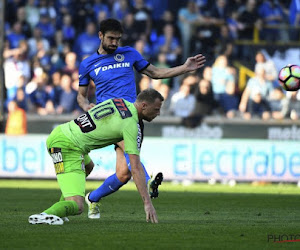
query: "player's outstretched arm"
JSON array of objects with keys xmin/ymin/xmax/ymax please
[
  {"xmin": 129, "ymin": 154, "xmax": 158, "ymax": 223},
  {"xmin": 142, "ymin": 54, "xmax": 206, "ymax": 79},
  {"xmin": 77, "ymin": 86, "xmax": 96, "ymax": 112}
]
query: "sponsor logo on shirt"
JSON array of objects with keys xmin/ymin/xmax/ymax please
[{"xmin": 94, "ymin": 62, "xmax": 130, "ymax": 76}]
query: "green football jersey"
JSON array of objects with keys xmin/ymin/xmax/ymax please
[{"xmin": 60, "ymin": 98, "xmax": 142, "ymax": 155}]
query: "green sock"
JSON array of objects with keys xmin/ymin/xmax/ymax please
[{"xmin": 43, "ymin": 200, "xmax": 79, "ymax": 218}]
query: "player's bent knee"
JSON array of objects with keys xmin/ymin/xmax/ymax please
[{"xmin": 117, "ymin": 172, "xmax": 131, "ymax": 183}]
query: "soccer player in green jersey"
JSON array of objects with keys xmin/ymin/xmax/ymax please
[
  {"xmin": 28, "ymin": 89, "xmax": 164, "ymax": 225},
  {"xmin": 77, "ymin": 18, "xmax": 206, "ymax": 220}
]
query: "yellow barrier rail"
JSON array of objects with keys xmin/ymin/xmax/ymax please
[{"xmin": 233, "ymin": 61, "xmax": 255, "ymax": 91}]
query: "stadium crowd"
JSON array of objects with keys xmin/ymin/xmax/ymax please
[{"xmin": 3, "ymin": 0, "xmax": 300, "ymax": 132}]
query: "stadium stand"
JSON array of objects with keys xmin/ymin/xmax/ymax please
[{"xmin": 2, "ymin": 0, "xmax": 300, "ymax": 133}]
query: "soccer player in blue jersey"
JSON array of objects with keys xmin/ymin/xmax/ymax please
[{"xmin": 77, "ymin": 18, "xmax": 206, "ymax": 219}]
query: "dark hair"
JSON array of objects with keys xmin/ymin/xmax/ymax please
[
  {"xmin": 99, "ymin": 18, "xmax": 123, "ymax": 35},
  {"xmin": 136, "ymin": 88, "xmax": 164, "ymax": 103}
]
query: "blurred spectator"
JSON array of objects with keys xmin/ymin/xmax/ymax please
[
  {"xmin": 156, "ymin": 10, "xmax": 180, "ymax": 38},
  {"xmin": 48, "ymin": 71, "xmax": 63, "ymax": 108},
  {"xmin": 239, "ymin": 65, "xmax": 273, "ymax": 120},
  {"xmin": 207, "ymin": 0, "xmax": 230, "ymax": 37},
  {"xmin": 289, "ymin": 0, "xmax": 300, "ymax": 41},
  {"xmin": 27, "ymin": 26, "xmax": 50, "ymax": 59},
  {"xmin": 138, "ymin": 75, "xmax": 162, "ymax": 92},
  {"xmin": 61, "ymin": 14, "xmax": 76, "ymax": 46},
  {"xmin": 50, "ymin": 30, "xmax": 71, "ymax": 73},
  {"xmin": 62, "ymin": 52, "xmax": 78, "ymax": 75},
  {"xmin": 56, "ymin": 74, "xmax": 80, "ymax": 114},
  {"xmin": 38, "ymin": 0, "xmax": 57, "ymax": 23},
  {"xmin": 169, "ymin": 76, "xmax": 196, "ymax": 118},
  {"xmin": 34, "ymin": 40, "xmax": 52, "ymax": 72},
  {"xmin": 237, "ymin": 0, "xmax": 262, "ymax": 40},
  {"xmin": 74, "ymin": 0, "xmax": 95, "ymax": 33},
  {"xmin": 131, "ymin": 0, "xmax": 152, "ymax": 38},
  {"xmin": 24, "ymin": 0, "xmax": 40, "ymax": 31},
  {"xmin": 178, "ymin": 73, "xmax": 199, "ymax": 92},
  {"xmin": 16, "ymin": 6, "xmax": 32, "ymax": 38},
  {"xmin": 56, "ymin": 0, "xmax": 74, "ymax": 17},
  {"xmin": 237, "ymin": 0, "xmax": 262, "ymax": 60},
  {"xmin": 193, "ymin": 0, "xmax": 231, "ymax": 58},
  {"xmin": 211, "ymin": 54, "xmax": 235, "ymax": 101},
  {"xmin": 26, "ymin": 69, "xmax": 55, "ymax": 115},
  {"xmin": 269, "ymin": 86, "xmax": 289, "ymax": 120},
  {"xmin": 113, "ymin": 0, "xmax": 131, "ymax": 21},
  {"xmin": 5, "ymin": 100, "xmax": 27, "ymax": 135},
  {"xmin": 121, "ymin": 13, "xmax": 139, "ymax": 46},
  {"xmin": 227, "ymin": 9, "xmax": 243, "ymax": 39},
  {"xmin": 254, "ymin": 50, "xmax": 278, "ymax": 85},
  {"xmin": 93, "ymin": 0, "xmax": 111, "ymax": 21},
  {"xmin": 147, "ymin": 0, "xmax": 169, "ymax": 27},
  {"xmin": 152, "ymin": 23, "xmax": 182, "ymax": 66},
  {"xmin": 134, "ymin": 38, "xmax": 152, "ymax": 61},
  {"xmin": 35, "ymin": 13, "xmax": 56, "ymax": 46},
  {"xmin": 158, "ymin": 83, "xmax": 172, "ymax": 116},
  {"xmin": 286, "ymin": 91, "xmax": 300, "ymax": 120},
  {"xmin": 177, "ymin": 0, "xmax": 201, "ymax": 60},
  {"xmin": 6, "ymin": 21, "xmax": 26, "ymax": 49},
  {"xmin": 214, "ymin": 24, "xmax": 236, "ymax": 61},
  {"xmin": 3, "ymin": 40, "xmax": 31, "ymax": 102},
  {"xmin": 6, "ymin": 0, "xmax": 24, "ymax": 26},
  {"xmin": 14, "ymin": 87, "xmax": 28, "ymax": 111},
  {"xmin": 73, "ymin": 22, "xmax": 99, "ymax": 60},
  {"xmin": 218, "ymin": 81, "xmax": 240, "ymax": 118},
  {"xmin": 96, "ymin": 9, "xmax": 109, "ymax": 25},
  {"xmin": 192, "ymin": 78, "xmax": 218, "ymax": 117},
  {"xmin": 153, "ymin": 53, "xmax": 172, "ymax": 87},
  {"xmin": 258, "ymin": 0, "xmax": 287, "ymax": 41},
  {"xmin": 202, "ymin": 65, "xmax": 213, "ymax": 83},
  {"xmin": 71, "ymin": 71, "xmax": 80, "ymax": 92}
]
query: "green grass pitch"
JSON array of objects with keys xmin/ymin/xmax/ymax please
[{"xmin": 0, "ymin": 179, "xmax": 299, "ymax": 250}]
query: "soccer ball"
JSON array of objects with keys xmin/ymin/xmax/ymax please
[{"xmin": 278, "ymin": 64, "xmax": 300, "ymax": 91}]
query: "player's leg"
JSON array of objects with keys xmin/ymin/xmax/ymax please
[
  {"xmin": 29, "ymin": 126, "xmax": 85, "ymax": 225},
  {"xmin": 44, "ymin": 171, "xmax": 85, "ymax": 216},
  {"xmin": 88, "ymin": 146, "xmax": 130, "ymax": 202},
  {"xmin": 59, "ymin": 156, "xmax": 94, "ymax": 202},
  {"xmin": 85, "ymin": 159, "xmax": 94, "ymax": 176},
  {"xmin": 85, "ymin": 146, "xmax": 129, "ymax": 219},
  {"xmin": 29, "ymin": 171, "xmax": 85, "ymax": 225}
]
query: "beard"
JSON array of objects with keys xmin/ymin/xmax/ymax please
[{"xmin": 102, "ymin": 43, "xmax": 118, "ymax": 54}]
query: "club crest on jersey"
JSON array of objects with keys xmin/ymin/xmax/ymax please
[{"xmin": 114, "ymin": 54, "xmax": 124, "ymax": 62}]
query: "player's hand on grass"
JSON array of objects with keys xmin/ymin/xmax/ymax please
[{"xmin": 144, "ymin": 201, "xmax": 158, "ymax": 223}]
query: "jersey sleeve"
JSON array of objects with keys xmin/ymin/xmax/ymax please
[
  {"xmin": 122, "ymin": 121, "xmax": 141, "ymax": 155},
  {"xmin": 78, "ymin": 61, "xmax": 90, "ymax": 86},
  {"xmin": 131, "ymin": 48, "xmax": 150, "ymax": 73}
]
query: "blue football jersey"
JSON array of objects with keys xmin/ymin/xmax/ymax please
[{"xmin": 78, "ymin": 46, "xmax": 150, "ymax": 103}]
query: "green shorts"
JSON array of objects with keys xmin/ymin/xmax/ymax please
[{"xmin": 46, "ymin": 125, "xmax": 92, "ymax": 197}]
